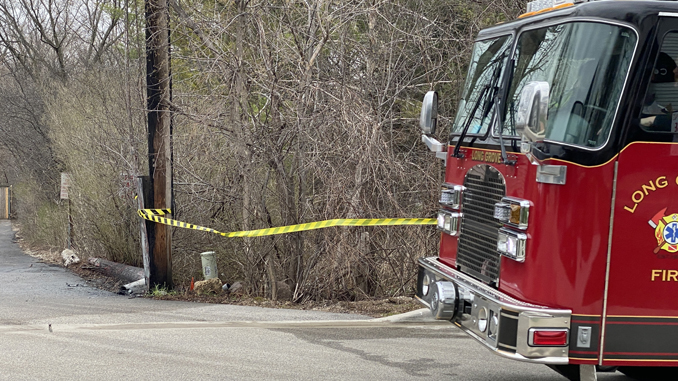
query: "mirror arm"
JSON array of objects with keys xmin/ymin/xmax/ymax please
[
  {"xmin": 496, "ymin": 58, "xmax": 516, "ymax": 166},
  {"xmin": 495, "ymin": 108, "xmax": 515, "ymax": 166}
]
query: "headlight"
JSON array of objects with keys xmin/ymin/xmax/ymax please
[
  {"xmin": 488, "ymin": 311, "xmax": 499, "ymax": 340},
  {"xmin": 477, "ymin": 307, "xmax": 489, "ymax": 332},
  {"xmin": 437, "ymin": 210, "xmax": 462, "ymax": 236},
  {"xmin": 421, "ymin": 274, "xmax": 431, "ymax": 296},
  {"xmin": 497, "ymin": 228, "xmax": 527, "ymax": 262},
  {"xmin": 494, "ymin": 197, "xmax": 530, "ymax": 230},
  {"xmin": 440, "ymin": 183, "xmax": 464, "ymax": 210}
]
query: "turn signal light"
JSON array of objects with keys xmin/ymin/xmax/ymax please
[
  {"xmin": 494, "ymin": 197, "xmax": 530, "ymax": 230},
  {"xmin": 529, "ymin": 328, "xmax": 569, "ymax": 346}
]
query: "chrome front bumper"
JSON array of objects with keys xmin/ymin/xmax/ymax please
[{"xmin": 416, "ymin": 257, "xmax": 571, "ymax": 364}]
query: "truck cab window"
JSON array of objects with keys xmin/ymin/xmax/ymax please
[
  {"xmin": 639, "ymin": 32, "xmax": 678, "ymax": 135},
  {"xmin": 502, "ymin": 22, "xmax": 636, "ymax": 148}
]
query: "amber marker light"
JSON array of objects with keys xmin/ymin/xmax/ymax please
[
  {"xmin": 509, "ymin": 204, "xmax": 522, "ymax": 225},
  {"xmin": 494, "ymin": 197, "xmax": 530, "ymax": 230}
]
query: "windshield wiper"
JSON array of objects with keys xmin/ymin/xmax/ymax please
[
  {"xmin": 453, "ymin": 84, "xmax": 489, "ymax": 158},
  {"xmin": 493, "ymin": 57, "xmax": 516, "ymax": 166},
  {"xmin": 453, "ymin": 52, "xmax": 506, "ymax": 159}
]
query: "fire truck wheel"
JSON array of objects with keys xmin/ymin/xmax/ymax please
[
  {"xmin": 595, "ymin": 365, "xmax": 618, "ymax": 372},
  {"xmin": 619, "ymin": 366, "xmax": 678, "ymax": 380},
  {"xmin": 546, "ymin": 365, "xmax": 583, "ymax": 381}
]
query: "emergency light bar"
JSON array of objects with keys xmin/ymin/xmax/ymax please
[
  {"xmin": 521, "ymin": 0, "xmax": 575, "ymax": 18},
  {"xmin": 527, "ymin": 0, "xmax": 569, "ymax": 13}
]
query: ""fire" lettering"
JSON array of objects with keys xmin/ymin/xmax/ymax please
[{"xmin": 651, "ymin": 269, "xmax": 678, "ymax": 281}]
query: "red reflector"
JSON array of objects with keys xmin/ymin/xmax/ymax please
[{"xmin": 531, "ymin": 329, "xmax": 568, "ymax": 346}]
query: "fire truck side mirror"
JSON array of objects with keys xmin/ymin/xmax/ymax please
[
  {"xmin": 515, "ymin": 81, "xmax": 549, "ymax": 143},
  {"xmin": 420, "ymin": 91, "xmax": 438, "ymax": 135}
]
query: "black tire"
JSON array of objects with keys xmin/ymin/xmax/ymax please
[
  {"xmin": 547, "ymin": 365, "xmax": 582, "ymax": 381},
  {"xmin": 595, "ymin": 365, "xmax": 618, "ymax": 373},
  {"xmin": 619, "ymin": 366, "xmax": 678, "ymax": 381}
]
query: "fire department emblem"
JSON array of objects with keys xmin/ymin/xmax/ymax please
[{"xmin": 649, "ymin": 208, "xmax": 678, "ymax": 253}]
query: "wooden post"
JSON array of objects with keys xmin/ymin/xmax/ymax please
[{"xmin": 146, "ymin": 0, "xmax": 172, "ymax": 288}]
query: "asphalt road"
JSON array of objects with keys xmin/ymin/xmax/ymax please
[{"xmin": 0, "ymin": 221, "xmax": 634, "ymax": 380}]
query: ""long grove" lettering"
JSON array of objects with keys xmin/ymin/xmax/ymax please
[
  {"xmin": 471, "ymin": 150, "xmax": 503, "ymax": 164},
  {"xmin": 624, "ymin": 176, "xmax": 674, "ymax": 214}
]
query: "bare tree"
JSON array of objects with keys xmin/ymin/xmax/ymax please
[{"xmin": 0, "ymin": 0, "xmax": 527, "ymax": 301}]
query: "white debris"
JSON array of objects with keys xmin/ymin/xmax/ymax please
[
  {"xmin": 120, "ymin": 278, "xmax": 146, "ymax": 295},
  {"xmin": 61, "ymin": 249, "xmax": 80, "ymax": 267}
]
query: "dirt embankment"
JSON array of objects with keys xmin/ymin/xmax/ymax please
[{"xmin": 16, "ymin": 231, "xmax": 422, "ymax": 318}]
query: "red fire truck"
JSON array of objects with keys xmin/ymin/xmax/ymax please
[{"xmin": 416, "ymin": 1, "xmax": 678, "ymax": 380}]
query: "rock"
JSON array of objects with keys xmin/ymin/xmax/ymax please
[
  {"xmin": 227, "ymin": 281, "xmax": 244, "ymax": 296},
  {"xmin": 61, "ymin": 249, "xmax": 80, "ymax": 267},
  {"xmin": 193, "ymin": 278, "xmax": 223, "ymax": 295}
]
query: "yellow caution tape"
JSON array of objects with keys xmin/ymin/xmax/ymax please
[{"xmin": 138, "ymin": 209, "xmax": 436, "ymax": 238}]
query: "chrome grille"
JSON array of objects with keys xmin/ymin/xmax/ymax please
[{"xmin": 457, "ymin": 164, "xmax": 506, "ymax": 285}]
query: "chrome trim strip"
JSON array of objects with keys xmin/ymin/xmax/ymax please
[
  {"xmin": 659, "ymin": 12, "xmax": 678, "ymax": 18},
  {"xmin": 500, "ymin": 313, "xmax": 519, "ymax": 320},
  {"xmin": 599, "ymin": 160, "xmax": 618, "ymax": 365}
]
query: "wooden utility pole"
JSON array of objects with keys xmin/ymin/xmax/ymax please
[{"xmin": 145, "ymin": 0, "xmax": 172, "ymax": 288}]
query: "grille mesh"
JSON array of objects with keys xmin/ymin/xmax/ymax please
[{"xmin": 457, "ymin": 164, "xmax": 506, "ymax": 285}]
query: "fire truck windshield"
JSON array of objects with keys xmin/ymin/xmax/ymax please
[
  {"xmin": 451, "ymin": 35, "xmax": 513, "ymax": 138},
  {"xmin": 502, "ymin": 21, "xmax": 637, "ymax": 149}
]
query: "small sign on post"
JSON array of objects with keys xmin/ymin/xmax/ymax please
[
  {"xmin": 60, "ymin": 173, "xmax": 73, "ymax": 249},
  {"xmin": 201, "ymin": 251, "xmax": 217, "ymax": 280},
  {"xmin": 60, "ymin": 173, "xmax": 71, "ymax": 200}
]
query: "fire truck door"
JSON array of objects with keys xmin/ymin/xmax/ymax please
[{"xmin": 602, "ymin": 17, "xmax": 678, "ymax": 365}]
